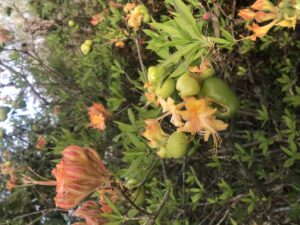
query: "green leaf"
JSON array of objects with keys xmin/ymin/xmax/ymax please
[
  {"xmin": 104, "ymin": 195, "xmax": 122, "ymax": 216},
  {"xmin": 115, "ymin": 121, "xmax": 136, "ymax": 132},
  {"xmin": 127, "ymin": 108, "xmax": 136, "ymax": 125},
  {"xmin": 221, "ymin": 28, "xmax": 235, "ymax": 43},
  {"xmin": 229, "ymin": 218, "xmax": 238, "ymax": 225},
  {"xmin": 150, "ymin": 22, "xmax": 183, "ymax": 38},
  {"xmin": 247, "ymin": 202, "xmax": 255, "ymax": 214},
  {"xmin": 162, "ymin": 42, "xmax": 198, "ymax": 67},
  {"xmin": 105, "ymin": 221, "xmax": 122, "ymax": 225},
  {"xmin": 173, "ymin": 17, "xmax": 199, "ymax": 40},
  {"xmin": 101, "ymin": 213, "xmax": 122, "ymax": 220},
  {"xmin": 173, "ymin": 0, "xmax": 200, "ymax": 37},
  {"xmin": 284, "ymin": 157, "xmax": 295, "ymax": 168},
  {"xmin": 169, "ymin": 62, "xmax": 188, "ymax": 77},
  {"xmin": 126, "ymin": 133, "xmax": 146, "ymax": 150}
]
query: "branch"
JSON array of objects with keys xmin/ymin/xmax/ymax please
[
  {"xmin": 3, "ymin": 47, "xmax": 59, "ymax": 77},
  {"xmin": 11, "ymin": 208, "xmax": 58, "ymax": 221},
  {"xmin": 0, "ymin": 60, "xmax": 49, "ymax": 105},
  {"xmin": 148, "ymin": 189, "xmax": 170, "ymax": 225},
  {"xmin": 116, "ymin": 185, "xmax": 151, "ymax": 216},
  {"xmin": 134, "ymin": 36, "xmax": 147, "ymax": 81}
]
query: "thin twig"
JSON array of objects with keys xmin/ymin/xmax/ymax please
[
  {"xmin": 0, "ymin": 60, "xmax": 49, "ymax": 105},
  {"xmin": 160, "ymin": 159, "xmax": 168, "ymax": 182},
  {"xmin": 0, "ymin": 208, "xmax": 57, "ymax": 225},
  {"xmin": 182, "ymin": 157, "xmax": 187, "ymax": 222},
  {"xmin": 116, "ymin": 185, "xmax": 151, "ymax": 215},
  {"xmin": 231, "ymin": 0, "xmax": 237, "ymax": 21},
  {"xmin": 134, "ymin": 36, "xmax": 147, "ymax": 81},
  {"xmin": 216, "ymin": 209, "xmax": 230, "ymax": 225},
  {"xmin": 137, "ymin": 157, "xmax": 158, "ymax": 188},
  {"xmin": 148, "ymin": 189, "xmax": 170, "ymax": 225},
  {"xmin": 211, "ymin": 3, "xmax": 221, "ymax": 38}
]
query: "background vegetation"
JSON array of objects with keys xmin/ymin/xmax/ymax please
[{"xmin": 0, "ymin": 0, "xmax": 300, "ymax": 224}]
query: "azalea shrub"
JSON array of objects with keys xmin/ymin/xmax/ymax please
[{"xmin": 1, "ymin": 0, "xmax": 300, "ymax": 225}]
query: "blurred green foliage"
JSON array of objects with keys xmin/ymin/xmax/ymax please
[{"xmin": 0, "ymin": 0, "xmax": 300, "ymax": 224}]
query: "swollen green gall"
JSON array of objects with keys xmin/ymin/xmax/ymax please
[
  {"xmin": 135, "ymin": 5, "xmax": 150, "ymax": 23},
  {"xmin": 12, "ymin": 99, "xmax": 26, "ymax": 109},
  {"xmin": 0, "ymin": 128, "xmax": 4, "ymax": 139},
  {"xmin": 68, "ymin": 20, "xmax": 76, "ymax": 27},
  {"xmin": 155, "ymin": 79, "xmax": 175, "ymax": 98},
  {"xmin": 156, "ymin": 146, "xmax": 171, "ymax": 158},
  {"xmin": 166, "ymin": 132, "xmax": 189, "ymax": 158},
  {"xmin": 4, "ymin": 161, "xmax": 12, "ymax": 167},
  {"xmin": 201, "ymin": 68, "xmax": 215, "ymax": 80},
  {"xmin": 125, "ymin": 178, "xmax": 138, "ymax": 190},
  {"xmin": 202, "ymin": 77, "xmax": 240, "ymax": 119},
  {"xmin": 84, "ymin": 40, "xmax": 93, "ymax": 47},
  {"xmin": 131, "ymin": 186, "xmax": 145, "ymax": 206},
  {"xmin": 147, "ymin": 66, "xmax": 164, "ymax": 84},
  {"xmin": 80, "ymin": 43, "xmax": 91, "ymax": 55},
  {"xmin": 176, "ymin": 74, "xmax": 200, "ymax": 97},
  {"xmin": 0, "ymin": 106, "xmax": 10, "ymax": 121}
]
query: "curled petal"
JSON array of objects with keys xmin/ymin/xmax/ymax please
[
  {"xmin": 251, "ymin": 0, "xmax": 277, "ymax": 12},
  {"xmin": 74, "ymin": 201, "xmax": 107, "ymax": 225},
  {"xmin": 35, "ymin": 135, "xmax": 46, "ymax": 150},
  {"xmin": 142, "ymin": 119, "xmax": 168, "ymax": 148},
  {"xmin": 255, "ymin": 11, "xmax": 277, "ymax": 23},
  {"xmin": 276, "ymin": 16, "xmax": 297, "ymax": 29},
  {"xmin": 159, "ymin": 97, "xmax": 184, "ymax": 127},
  {"xmin": 239, "ymin": 8, "xmax": 256, "ymax": 20},
  {"xmin": 124, "ymin": 3, "xmax": 136, "ymax": 13},
  {"xmin": 90, "ymin": 14, "xmax": 103, "ymax": 26},
  {"xmin": 247, "ymin": 20, "xmax": 278, "ymax": 40}
]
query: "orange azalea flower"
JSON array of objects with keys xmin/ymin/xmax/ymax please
[
  {"xmin": 124, "ymin": 3, "xmax": 136, "ymax": 13},
  {"xmin": 127, "ymin": 11, "xmax": 143, "ymax": 30},
  {"xmin": 0, "ymin": 27, "xmax": 12, "ymax": 45},
  {"xmin": 88, "ymin": 103, "xmax": 110, "ymax": 131},
  {"xmin": 9, "ymin": 173, "xmax": 17, "ymax": 183},
  {"xmin": 2, "ymin": 163, "xmax": 18, "ymax": 190},
  {"xmin": 115, "ymin": 41, "xmax": 125, "ymax": 48},
  {"xmin": 255, "ymin": 11, "xmax": 277, "ymax": 23},
  {"xmin": 144, "ymin": 82, "xmax": 159, "ymax": 106},
  {"xmin": 74, "ymin": 201, "xmax": 107, "ymax": 225},
  {"xmin": 125, "ymin": 4, "xmax": 145, "ymax": 30},
  {"xmin": 238, "ymin": 8, "xmax": 256, "ymax": 20},
  {"xmin": 35, "ymin": 135, "xmax": 46, "ymax": 150},
  {"xmin": 247, "ymin": 20, "xmax": 278, "ymax": 41},
  {"xmin": 158, "ymin": 97, "xmax": 184, "ymax": 127},
  {"xmin": 23, "ymin": 146, "xmax": 112, "ymax": 209},
  {"xmin": 276, "ymin": 16, "xmax": 297, "ymax": 29},
  {"xmin": 53, "ymin": 105, "xmax": 61, "ymax": 115},
  {"xmin": 2, "ymin": 150, "xmax": 10, "ymax": 158},
  {"xmin": 90, "ymin": 14, "xmax": 103, "ymax": 26},
  {"xmin": 1, "ymin": 162, "xmax": 13, "ymax": 175},
  {"xmin": 142, "ymin": 119, "xmax": 168, "ymax": 148},
  {"xmin": 6, "ymin": 179, "xmax": 17, "ymax": 190},
  {"xmin": 250, "ymin": 0, "xmax": 277, "ymax": 12},
  {"xmin": 178, "ymin": 97, "xmax": 228, "ymax": 147},
  {"xmin": 239, "ymin": 0, "xmax": 298, "ymax": 40}
]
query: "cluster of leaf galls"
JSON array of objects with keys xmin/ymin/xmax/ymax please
[{"xmin": 147, "ymin": 64, "xmax": 240, "ymax": 158}]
